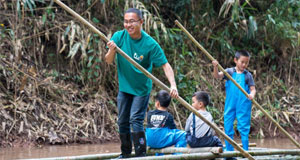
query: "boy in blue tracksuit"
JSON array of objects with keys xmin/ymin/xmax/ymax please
[
  {"xmin": 212, "ymin": 50, "xmax": 256, "ymax": 151},
  {"xmin": 146, "ymin": 90, "xmax": 186, "ymax": 149},
  {"xmin": 185, "ymin": 91, "xmax": 223, "ymax": 148}
]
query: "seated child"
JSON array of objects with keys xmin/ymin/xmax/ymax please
[
  {"xmin": 146, "ymin": 90, "xmax": 186, "ymax": 149},
  {"xmin": 185, "ymin": 91, "xmax": 223, "ymax": 148}
]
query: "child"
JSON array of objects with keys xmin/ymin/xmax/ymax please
[
  {"xmin": 146, "ymin": 90, "xmax": 186, "ymax": 149},
  {"xmin": 185, "ymin": 91, "xmax": 223, "ymax": 148},
  {"xmin": 212, "ymin": 50, "xmax": 256, "ymax": 151}
]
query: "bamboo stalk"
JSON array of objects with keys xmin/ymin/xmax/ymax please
[
  {"xmin": 128, "ymin": 149, "xmax": 300, "ymax": 160},
  {"xmin": 52, "ymin": 0, "xmax": 254, "ymax": 159},
  {"xmin": 238, "ymin": 143, "xmax": 256, "ymax": 147},
  {"xmin": 148, "ymin": 146, "xmax": 223, "ymax": 154},
  {"xmin": 172, "ymin": 101, "xmax": 183, "ymax": 130},
  {"xmin": 174, "ymin": 20, "xmax": 300, "ymax": 149},
  {"xmin": 223, "ymin": 143, "xmax": 257, "ymax": 148},
  {"xmin": 20, "ymin": 149, "xmax": 300, "ymax": 160}
]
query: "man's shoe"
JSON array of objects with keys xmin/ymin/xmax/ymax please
[
  {"xmin": 115, "ymin": 133, "xmax": 132, "ymax": 159},
  {"xmin": 132, "ymin": 131, "xmax": 147, "ymax": 157},
  {"xmin": 114, "ymin": 154, "xmax": 131, "ymax": 159}
]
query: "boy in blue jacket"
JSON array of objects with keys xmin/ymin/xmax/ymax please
[
  {"xmin": 146, "ymin": 90, "xmax": 186, "ymax": 149},
  {"xmin": 212, "ymin": 50, "xmax": 256, "ymax": 151}
]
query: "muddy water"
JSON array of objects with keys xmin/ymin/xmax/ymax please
[
  {"xmin": 0, "ymin": 143, "xmax": 120, "ymax": 160},
  {"xmin": 0, "ymin": 138, "xmax": 298, "ymax": 160}
]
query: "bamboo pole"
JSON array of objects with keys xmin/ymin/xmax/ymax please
[
  {"xmin": 52, "ymin": 0, "xmax": 255, "ymax": 159},
  {"xmin": 20, "ymin": 149, "xmax": 300, "ymax": 160},
  {"xmin": 128, "ymin": 149, "xmax": 300, "ymax": 160},
  {"xmin": 148, "ymin": 146, "xmax": 223, "ymax": 154},
  {"xmin": 226, "ymin": 143, "xmax": 257, "ymax": 148},
  {"xmin": 175, "ymin": 20, "xmax": 300, "ymax": 149},
  {"xmin": 241, "ymin": 143, "xmax": 256, "ymax": 148}
]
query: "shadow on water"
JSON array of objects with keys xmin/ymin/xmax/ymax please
[{"xmin": 0, "ymin": 138, "xmax": 298, "ymax": 160}]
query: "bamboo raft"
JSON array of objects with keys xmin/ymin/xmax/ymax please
[{"xmin": 21, "ymin": 147, "xmax": 300, "ymax": 160}]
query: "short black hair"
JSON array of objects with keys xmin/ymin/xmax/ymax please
[
  {"xmin": 235, "ymin": 50, "xmax": 251, "ymax": 59},
  {"xmin": 155, "ymin": 90, "xmax": 171, "ymax": 108},
  {"xmin": 125, "ymin": 8, "xmax": 143, "ymax": 19},
  {"xmin": 193, "ymin": 91, "xmax": 210, "ymax": 107}
]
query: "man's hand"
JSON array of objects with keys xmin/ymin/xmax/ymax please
[
  {"xmin": 170, "ymin": 86, "xmax": 178, "ymax": 98},
  {"xmin": 107, "ymin": 40, "xmax": 116, "ymax": 51},
  {"xmin": 105, "ymin": 41, "xmax": 117, "ymax": 64}
]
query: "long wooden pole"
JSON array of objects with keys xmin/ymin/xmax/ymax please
[
  {"xmin": 20, "ymin": 149, "xmax": 300, "ymax": 160},
  {"xmin": 148, "ymin": 143, "xmax": 257, "ymax": 154},
  {"xmin": 148, "ymin": 146, "xmax": 223, "ymax": 154},
  {"xmin": 131, "ymin": 149, "xmax": 300, "ymax": 160},
  {"xmin": 53, "ymin": 0, "xmax": 255, "ymax": 159},
  {"xmin": 18, "ymin": 149, "xmax": 300, "ymax": 160},
  {"xmin": 175, "ymin": 20, "xmax": 300, "ymax": 149}
]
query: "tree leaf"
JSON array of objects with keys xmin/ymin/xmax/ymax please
[
  {"xmin": 42, "ymin": 13, "xmax": 47, "ymax": 24},
  {"xmin": 68, "ymin": 42, "xmax": 81, "ymax": 59},
  {"xmin": 92, "ymin": 17, "xmax": 100, "ymax": 24},
  {"xmin": 17, "ymin": 0, "xmax": 21, "ymax": 18}
]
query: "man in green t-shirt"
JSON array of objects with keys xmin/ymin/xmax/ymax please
[{"xmin": 105, "ymin": 8, "xmax": 178, "ymax": 158}]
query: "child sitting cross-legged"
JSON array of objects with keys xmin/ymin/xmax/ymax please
[
  {"xmin": 146, "ymin": 90, "xmax": 186, "ymax": 151},
  {"xmin": 185, "ymin": 91, "xmax": 223, "ymax": 148}
]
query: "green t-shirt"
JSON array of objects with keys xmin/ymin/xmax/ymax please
[{"xmin": 111, "ymin": 30, "xmax": 167, "ymax": 96}]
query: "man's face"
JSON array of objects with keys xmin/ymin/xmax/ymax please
[{"xmin": 124, "ymin": 12, "xmax": 143, "ymax": 38}]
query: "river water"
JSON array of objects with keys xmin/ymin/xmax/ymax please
[{"xmin": 0, "ymin": 138, "xmax": 298, "ymax": 160}]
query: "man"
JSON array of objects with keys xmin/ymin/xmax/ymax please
[{"xmin": 105, "ymin": 8, "xmax": 178, "ymax": 158}]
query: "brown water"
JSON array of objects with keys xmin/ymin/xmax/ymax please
[
  {"xmin": 0, "ymin": 143, "xmax": 120, "ymax": 160},
  {"xmin": 0, "ymin": 138, "xmax": 298, "ymax": 160}
]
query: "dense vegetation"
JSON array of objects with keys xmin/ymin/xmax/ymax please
[{"xmin": 0, "ymin": 0, "xmax": 299, "ymax": 147}]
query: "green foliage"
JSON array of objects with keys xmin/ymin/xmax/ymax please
[
  {"xmin": 265, "ymin": 0, "xmax": 300, "ymax": 47},
  {"xmin": 1, "ymin": 0, "xmax": 299, "ymax": 140},
  {"xmin": 0, "ymin": 24, "xmax": 7, "ymax": 39}
]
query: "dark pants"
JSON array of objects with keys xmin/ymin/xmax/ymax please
[
  {"xmin": 117, "ymin": 91, "xmax": 150, "ymax": 133},
  {"xmin": 186, "ymin": 131, "xmax": 223, "ymax": 148}
]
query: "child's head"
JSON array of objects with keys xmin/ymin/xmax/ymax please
[
  {"xmin": 234, "ymin": 50, "xmax": 251, "ymax": 72},
  {"xmin": 192, "ymin": 91, "xmax": 210, "ymax": 110},
  {"xmin": 155, "ymin": 90, "xmax": 171, "ymax": 108}
]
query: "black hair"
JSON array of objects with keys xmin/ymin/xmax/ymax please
[
  {"xmin": 155, "ymin": 90, "xmax": 171, "ymax": 108},
  {"xmin": 235, "ymin": 50, "xmax": 251, "ymax": 59},
  {"xmin": 193, "ymin": 91, "xmax": 210, "ymax": 107},
  {"xmin": 125, "ymin": 8, "xmax": 143, "ymax": 19}
]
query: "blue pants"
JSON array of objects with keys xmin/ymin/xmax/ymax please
[
  {"xmin": 146, "ymin": 128, "xmax": 186, "ymax": 148},
  {"xmin": 117, "ymin": 91, "xmax": 150, "ymax": 133},
  {"xmin": 186, "ymin": 132, "xmax": 223, "ymax": 148},
  {"xmin": 224, "ymin": 73, "xmax": 252, "ymax": 151}
]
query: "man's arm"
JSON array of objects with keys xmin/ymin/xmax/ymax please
[
  {"xmin": 212, "ymin": 60, "xmax": 224, "ymax": 79},
  {"xmin": 162, "ymin": 62, "xmax": 178, "ymax": 98},
  {"xmin": 105, "ymin": 41, "xmax": 117, "ymax": 64}
]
